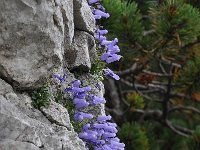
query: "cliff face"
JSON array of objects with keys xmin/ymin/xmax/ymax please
[{"xmin": 0, "ymin": 0, "xmax": 102, "ymax": 149}]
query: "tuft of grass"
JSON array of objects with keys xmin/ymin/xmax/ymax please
[{"xmin": 31, "ymin": 84, "xmax": 51, "ymax": 109}]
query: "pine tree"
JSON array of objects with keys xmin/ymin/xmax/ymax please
[{"xmin": 102, "ymin": 0, "xmax": 200, "ymax": 149}]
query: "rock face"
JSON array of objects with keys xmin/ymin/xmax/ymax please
[
  {"xmin": 0, "ymin": 0, "xmax": 104, "ymax": 150},
  {"xmin": 0, "ymin": 0, "xmax": 95, "ymax": 89}
]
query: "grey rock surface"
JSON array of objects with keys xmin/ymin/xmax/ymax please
[
  {"xmin": 66, "ymin": 30, "xmax": 96, "ymax": 71},
  {"xmin": 74, "ymin": 0, "xmax": 96, "ymax": 34},
  {"xmin": 0, "ymin": 0, "xmax": 96, "ymax": 89},
  {"xmin": 0, "ymin": 79, "xmax": 85, "ymax": 150}
]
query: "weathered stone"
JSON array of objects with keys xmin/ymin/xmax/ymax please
[
  {"xmin": 0, "ymin": 139, "xmax": 40, "ymax": 150},
  {"xmin": 0, "ymin": 79, "xmax": 13, "ymax": 95},
  {"xmin": 0, "ymin": 0, "xmax": 70, "ymax": 89},
  {"xmin": 41, "ymin": 100, "xmax": 73, "ymax": 131},
  {"xmin": 0, "ymin": 79, "xmax": 85, "ymax": 150},
  {"xmin": 66, "ymin": 30, "xmax": 96, "ymax": 71},
  {"xmin": 74, "ymin": 0, "xmax": 96, "ymax": 34}
]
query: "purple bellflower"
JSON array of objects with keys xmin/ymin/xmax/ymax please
[
  {"xmin": 97, "ymin": 4, "xmax": 106, "ymax": 12},
  {"xmin": 101, "ymin": 52, "xmax": 122, "ymax": 64},
  {"xmin": 90, "ymin": 95, "xmax": 106, "ymax": 105},
  {"xmin": 73, "ymin": 98, "xmax": 89, "ymax": 109},
  {"xmin": 93, "ymin": 9, "xmax": 110, "ymax": 19},
  {"xmin": 52, "ymin": 73, "xmax": 67, "ymax": 84},
  {"xmin": 97, "ymin": 29, "xmax": 108, "ymax": 35},
  {"xmin": 94, "ymin": 15, "xmax": 102, "ymax": 20},
  {"xmin": 88, "ymin": 0, "xmax": 101, "ymax": 5},
  {"xmin": 95, "ymin": 35, "xmax": 106, "ymax": 41},
  {"xmin": 74, "ymin": 112, "xmax": 93, "ymax": 121},
  {"xmin": 101, "ymin": 38, "xmax": 118, "ymax": 47},
  {"xmin": 103, "ymin": 68, "xmax": 120, "ymax": 80},
  {"xmin": 97, "ymin": 115, "xmax": 111, "ymax": 122}
]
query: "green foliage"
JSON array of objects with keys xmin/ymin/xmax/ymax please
[
  {"xmin": 127, "ymin": 92, "xmax": 145, "ymax": 109},
  {"xmin": 65, "ymin": 100, "xmax": 83, "ymax": 133},
  {"xmin": 54, "ymin": 89, "xmax": 63, "ymax": 103},
  {"xmin": 31, "ymin": 84, "xmax": 50, "ymax": 109},
  {"xmin": 102, "ymin": 0, "xmax": 145, "ymax": 69},
  {"xmin": 150, "ymin": 0, "xmax": 200, "ymax": 45},
  {"xmin": 118, "ymin": 122, "xmax": 149, "ymax": 150},
  {"xmin": 177, "ymin": 56, "xmax": 200, "ymax": 91},
  {"xmin": 142, "ymin": 121, "xmax": 198, "ymax": 150},
  {"xmin": 102, "ymin": 0, "xmax": 144, "ymax": 42},
  {"xmin": 193, "ymin": 125, "xmax": 200, "ymax": 139},
  {"xmin": 90, "ymin": 52, "xmax": 105, "ymax": 81},
  {"xmin": 186, "ymin": 0, "xmax": 200, "ymax": 8},
  {"xmin": 103, "ymin": 0, "xmax": 200, "ymax": 149}
]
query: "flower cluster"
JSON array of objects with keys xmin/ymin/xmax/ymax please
[
  {"xmin": 90, "ymin": 0, "xmax": 121, "ymax": 81},
  {"xmin": 65, "ymin": 79, "xmax": 125, "ymax": 150},
  {"xmin": 53, "ymin": 0, "xmax": 125, "ymax": 149}
]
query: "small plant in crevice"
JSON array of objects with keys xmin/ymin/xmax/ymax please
[
  {"xmin": 51, "ymin": 0, "xmax": 125, "ymax": 149},
  {"xmin": 31, "ymin": 84, "xmax": 51, "ymax": 109},
  {"xmin": 54, "ymin": 89, "xmax": 63, "ymax": 103},
  {"xmin": 90, "ymin": 57, "xmax": 106, "ymax": 81},
  {"xmin": 65, "ymin": 99, "xmax": 83, "ymax": 133}
]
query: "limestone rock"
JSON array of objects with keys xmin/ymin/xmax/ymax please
[
  {"xmin": 0, "ymin": 79, "xmax": 85, "ymax": 150},
  {"xmin": 0, "ymin": 139, "xmax": 40, "ymax": 150},
  {"xmin": 74, "ymin": 0, "xmax": 96, "ymax": 34},
  {"xmin": 41, "ymin": 100, "xmax": 73, "ymax": 131},
  {"xmin": 66, "ymin": 30, "xmax": 96, "ymax": 71},
  {"xmin": 0, "ymin": 0, "xmax": 71, "ymax": 89}
]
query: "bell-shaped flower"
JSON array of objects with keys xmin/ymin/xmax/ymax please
[
  {"xmin": 73, "ymin": 98, "xmax": 89, "ymax": 109},
  {"xmin": 102, "ymin": 145, "xmax": 112, "ymax": 150},
  {"xmin": 93, "ymin": 123, "xmax": 106, "ymax": 129},
  {"xmin": 101, "ymin": 38, "xmax": 118, "ymax": 47},
  {"xmin": 97, "ymin": 29, "xmax": 108, "ymax": 35},
  {"xmin": 93, "ymin": 123, "xmax": 117, "ymax": 133},
  {"xmin": 97, "ymin": 4, "xmax": 106, "ymax": 12},
  {"xmin": 64, "ymin": 84, "xmax": 91, "ymax": 99},
  {"xmin": 74, "ymin": 112, "xmax": 93, "ymax": 121},
  {"xmin": 110, "ymin": 140, "xmax": 125, "ymax": 149},
  {"xmin": 95, "ymin": 35, "xmax": 106, "ymax": 41},
  {"xmin": 108, "ymin": 45, "xmax": 120, "ymax": 54},
  {"xmin": 94, "ymin": 15, "xmax": 102, "ymax": 20},
  {"xmin": 52, "ymin": 73, "xmax": 67, "ymax": 84},
  {"xmin": 88, "ymin": 0, "xmax": 101, "ymax": 5},
  {"xmin": 90, "ymin": 95, "xmax": 106, "ymax": 105},
  {"xmin": 97, "ymin": 115, "xmax": 111, "ymax": 122},
  {"xmin": 93, "ymin": 9, "xmax": 110, "ymax": 18},
  {"xmin": 101, "ymin": 39, "xmax": 112, "ymax": 46},
  {"xmin": 105, "ymin": 54, "xmax": 122, "ymax": 64},
  {"xmin": 103, "ymin": 125, "xmax": 118, "ymax": 133},
  {"xmin": 95, "ymin": 139, "xmax": 105, "ymax": 145},
  {"xmin": 102, "ymin": 132, "xmax": 116, "ymax": 139},
  {"xmin": 83, "ymin": 123, "xmax": 91, "ymax": 131},
  {"xmin": 107, "ymin": 122, "xmax": 117, "ymax": 127},
  {"xmin": 71, "ymin": 80, "xmax": 81, "ymax": 87},
  {"xmin": 103, "ymin": 68, "xmax": 120, "ymax": 80},
  {"xmin": 79, "ymin": 131, "xmax": 97, "ymax": 141}
]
